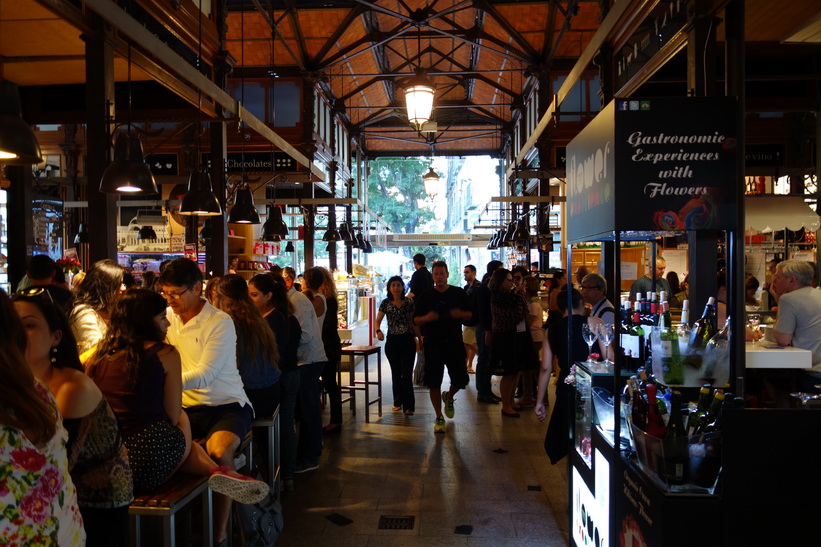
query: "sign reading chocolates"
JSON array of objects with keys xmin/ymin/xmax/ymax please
[{"xmin": 567, "ymin": 97, "xmax": 738, "ymax": 241}]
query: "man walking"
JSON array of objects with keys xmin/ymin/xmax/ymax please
[
  {"xmin": 462, "ymin": 264, "xmax": 481, "ymax": 374},
  {"xmin": 414, "ymin": 261, "xmax": 473, "ymax": 433},
  {"xmin": 407, "ymin": 253, "xmax": 433, "ymax": 299},
  {"xmin": 474, "ymin": 260, "xmax": 503, "ymax": 403}
]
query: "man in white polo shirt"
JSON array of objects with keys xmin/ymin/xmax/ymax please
[{"xmin": 158, "ymin": 258, "xmax": 254, "ymax": 546}]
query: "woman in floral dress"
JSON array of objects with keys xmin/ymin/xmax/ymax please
[
  {"xmin": 13, "ymin": 288, "xmax": 133, "ymax": 546},
  {"xmin": 0, "ymin": 289, "xmax": 85, "ymax": 546}
]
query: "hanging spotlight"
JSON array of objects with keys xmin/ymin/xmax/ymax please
[
  {"xmin": 404, "ymin": 68, "xmax": 435, "ymax": 130},
  {"xmin": 355, "ymin": 230, "xmax": 366, "ymax": 249},
  {"xmin": 99, "ymin": 130, "xmax": 158, "ymax": 194},
  {"xmin": 136, "ymin": 225, "xmax": 158, "ymax": 240},
  {"xmin": 339, "ymin": 222, "xmax": 352, "ymax": 243},
  {"xmin": 73, "ymin": 223, "xmax": 90, "ymax": 245},
  {"xmin": 262, "ymin": 205, "xmax": 289, "ymax": 241},
  {"xmin": 284, "ymin": 241, "xmax": 295, "ymax": 253},
  {"xmin": 179, "ymin": 170, "xmax": 222, "ymax": 216},
  {"xmin": 0, "ymin": 81, "xmax": 43, "ymax": 165},
  {"xmin": 497, "ymin": 228, "xmax": 510, "ymax": 248},
  {"xmin": 322, "ymin": 223, "xmax": 342, "ymax": 242},
  {"xmin": 227, "ymin": 184, "xmax": 260, "ymax": 224},
  {"xmin": 513, "ymin": 218, "xmax": 530, "ymax": 246}
]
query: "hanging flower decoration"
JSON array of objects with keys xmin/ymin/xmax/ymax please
[{"xmin": 56, "ymin": 257, "xmax": 82, "ymax": 274}]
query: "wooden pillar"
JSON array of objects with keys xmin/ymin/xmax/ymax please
[{"xmin": 83, "ymin": 21, "xmax": 117, "ymax": 263}]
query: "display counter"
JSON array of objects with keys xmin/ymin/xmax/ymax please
[{"xmin": 745, "ymin": 341, "xmax": 811, "ymax": 369}]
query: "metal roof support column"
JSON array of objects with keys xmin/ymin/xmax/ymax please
[{"xmin": 84, "ymin": 16, "xmax": 117, "ymax": 264}]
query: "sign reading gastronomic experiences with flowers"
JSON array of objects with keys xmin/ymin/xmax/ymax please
[{"xmin": 567, "ymin": 97, "xmax": 738, "ymax": 241}]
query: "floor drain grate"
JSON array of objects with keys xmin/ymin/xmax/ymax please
[{"xmin": 378, "ymin": 515, "xmax": 415, "ymax": 530}]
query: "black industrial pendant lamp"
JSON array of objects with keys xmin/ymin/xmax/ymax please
[
  {"xmin": 178, "ymin": 1, "xmax": 221, "ymax": 216},
  {"xmin": 322, "ymin": 223, "xmax": 342, "ymax": 242},
  {"xmin": 0, "ymin": 80, "xmax": 42, "ymax": 165},
  {"xmin": 339, "ymin": 222, "xmax": 353, "ymax": 243},
  {"xmin": 137, "ymin": 225, "xmax": 158, "ymax": 240},
  {"xmin": 227, "ymin": 13, "xmax": 259, "ymax": 225},
  {"xmin": 99, "ymin": 33, "xmax": 157, "ymax": 195},
  {"xmin": 513, "ymin": 217, "xmax": 530, "ymax": 246},
  {"xmin": 228, "ymin": 184, "xmax": 261, "ymax": 224},
  {"xmin": 73, "ymin": 223, "xmax": 90, "ymax": 245},
  {"xmin": 262, "ymin": 205, "xmax": 289, "ymax": 241},
  {"xmin": 179, "ymin": 170, "xmax": 222, "ymax": 216},
  {"xmin": 284, "ymin": 241, "xmax": 295, "ymax": 253}
]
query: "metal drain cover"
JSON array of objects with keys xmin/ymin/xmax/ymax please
[{"xmin": 378, "ymin": 515, "xmax": 415, "ymax": 530}]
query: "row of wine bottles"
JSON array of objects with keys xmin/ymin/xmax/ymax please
[{"xmin": 626, "ymin": 372, "xmax": 744, "ymax": 485}]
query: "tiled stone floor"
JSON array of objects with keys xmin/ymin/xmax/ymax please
[{"xmin": 277, "ymin": 352, "xmax": 569, "ymax": 546}]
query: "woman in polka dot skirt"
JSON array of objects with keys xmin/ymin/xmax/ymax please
[{"xmin": 86, "ymin": 289, "xmax": 268, "ymax": 504}]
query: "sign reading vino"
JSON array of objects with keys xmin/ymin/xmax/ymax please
[{"xmin": 567, "ymin": 97, "xmax": 738, "ymax": 241}]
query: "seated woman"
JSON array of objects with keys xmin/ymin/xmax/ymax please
[
  {"xmin": 211, "ymin": 275, "xmax": 281, "ymax": 417},
  {"xmin": 0, "ymin": 289, "xmax": 85, "ymax": 546},
  {"xmin": 13, "ymin": 287, "xmax": 133, "ymax": 547},
  {"xmin": 69, "ymin": 259, "xmax": 125, "ymax": 354},
  {"xmin": 86, "ymin": 288, "xmax": 269, "ymax": 502}
]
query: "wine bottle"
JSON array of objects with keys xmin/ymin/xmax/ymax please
[
  {"xmin": 660, "ymin": 300, "xmax": 673, "ymax": 329},
  {"xmin": 658, "ymin": 302, "xmax": 684, "ymax": 385},
  {"xmin": 679, "ymin": 299, "xmax": 690, "ymax": 326},
  {"xmin": 693, "ymin": 389, "xmax": 724, "ymax": 435},
  {"xmin": 689, "ymin": 296, "xmax": 717, "ymax": 349},
  {"xmin": 687, "ymin": 385, "xmax": 711, "ymax": 435},
  {"xmin": 663, "ymin": 390, "xmax": 688, "ymax": 485},
  {"xmin": 645, "ymin": 384, "xmax": 667, "ymax": 437}
]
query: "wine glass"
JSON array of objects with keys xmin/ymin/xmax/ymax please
[
  {"xmin": 582, "ymin": 323, "xmax": 598, "ymax": 363},
  {"xmin": 596, "ymin": 323, "xmax": 615, "ymax": 370},
  {"xmin": 748, "ymin": 314, "xmax": 761, "ymax": 344}
]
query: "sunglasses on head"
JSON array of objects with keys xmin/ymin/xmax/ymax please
[{"xmin": 16, "ymin": 286, "xmax": 55, "ymax": 305}]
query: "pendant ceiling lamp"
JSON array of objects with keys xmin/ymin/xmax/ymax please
[
  {"xmin": 262, "ymin": 205, "xmax": 289, "ymax": 241},
  {"xmin": 355, "ymin": 230, "xmax": 366, "ymax": 249},
  {"xmin": 179, "ymin": 170, "xmax": 222, "ymax": 216},
  {"xmin": 404, "ymin": 22, "xmax": 435, "ymax": 130},
  {"xmin": 99, "ymin": 131, "xmax": 158, "ymax": 194},
  {"xmin": 137, "ymin": 225, "xmax": 158, "ymax": 240},
  {"xmin": 73, "ymin": 223, "xmax": 90, "ymax": 245},
  {"xmin": 322, "ymin": 223, "xmax": 342, "ymax": 242},
  {"xmin": 228, "ymin": 184, "xmax": 261, "ymax": 224},
  {"xmin": 284, "ymin": 241, "xmax": 295, "ymax": 253},
  {"xmin": 339, "ymin": 222, "xmax": 352, "ymax": 243},
  {"xmin": 498, "ymin": 228, "xmax": 510, "ymax": 248},
  {"xmin": 513, "ymin": 218, "xmax": 530, "ymax": 246},
  {"xmin": 422, "ymin": 166, "xmax": 439, "ymax": 183},
  {"xmin": 404, "ymin": 69, "xmax": 435, "ymax": 130},
  {"xmin": 0, "ymin": 81, "xmax": 43, "ymax": 165},
  {"xmin": 179, "ymin": 0, "xmax": 221, "ymax": 216},
  {"xmin": 99, "ymin": 33, "xmax": 157, "ymax": 194},
  {"xmin": 227, "ymin": 12, "xmax": 259, "ymax": 225}
]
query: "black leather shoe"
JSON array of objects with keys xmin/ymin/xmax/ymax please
[
  {"xmin": 477, "ymin": 394, "xmax": 500, "ymax": 404},
  {"xmin": 489, "ymin": 393, "xmax": 503, "ymax": 402}
]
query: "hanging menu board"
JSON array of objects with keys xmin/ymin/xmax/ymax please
[{"xmin": 567, "ymin": 97, "xmax": 738, "ymax": 242}]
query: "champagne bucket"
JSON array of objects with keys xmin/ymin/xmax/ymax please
[{"xmin": 650, "ymin": 326, "xmax": 729, "ymax": 387}]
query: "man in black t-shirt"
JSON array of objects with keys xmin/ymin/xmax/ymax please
[
  {"xmin": 407, "ymin": 253, "xmax": 433, "ymax": 298},
  {"xmin": 414, "ymin": 261, "xmax": 473, "ymax": 434}
]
